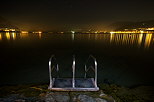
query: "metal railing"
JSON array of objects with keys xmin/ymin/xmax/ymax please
[
  {"xmin": 72, "ymin": 55, "xmax": 75, "ymax": 88},
  {"xmin": 49, "ymin": 55, "xmax": 59, "ymax": 89},
  {"xmin": 84, "ymin": 55, "xmax": 98, "ymax": 88},
  {"xmin": 48, "ymin": 55, "xmax": 98, "ymax": 89}
]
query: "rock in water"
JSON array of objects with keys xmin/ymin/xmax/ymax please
[
  {"xmin": 53, "ymin": 92, "xmax": 70, "ymax": 102},
  {"xmin": 95, "ymin": 98, "xmax": 107, "ymax": 102},
  {"xmin": 44, "ymin": 92, "xmax": 70, "ymax": 102},
  {"xmin": 14, "ymin": 99, "xmax": 26, "ymax": 102},
  {"xmin": 44, "ymin": 93, "xmax": 55, "ymax": 102},
  {"xmin": 77, "ymin": 94, "xmax": 96, "ymax": 102}
]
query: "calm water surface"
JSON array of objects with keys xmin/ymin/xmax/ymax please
[{"xmin": 0, "ymin": 32, "xmax": 154, "ymax": 87}]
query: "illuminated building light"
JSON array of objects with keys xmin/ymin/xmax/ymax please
[
  {"xmin": 140, "ymin": 31, "xmax": 144, "ymax": 33},
  {"xmin": 4, "ymin": 29, "xmax": 10, "ymax": 32},
  {"xmin": 10, "ymin": 29, "xmax": 16, "ymax": 31},
  {"xmin": 110, "ymin": 32, "xmax": 114, "ymax": 34},
  {"xmin": 71, "ymin": 31, "xmax": 75, "ymax": 34},
  {"xmin": 38, "ymin": 31, "xmax": 42, "ymax": 34},
  {"xmin": 0, "ymin": 28, "xmax": 17, "ymax": 32},
  {"xmin": 21, "ymin": 31, "xmax": 28, "ymax": 33},
  {"xmin": 146, "ymin": 27, "xmax": 154, "ymax": 30},
  {"xmin": 109, "ymin": 30, "xmax": 154, "ymax": 34},
  {"xmin": 33, "ymin": 31, "xmax": 42, "ymax": 34}
]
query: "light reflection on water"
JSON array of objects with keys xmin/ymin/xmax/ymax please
[
  {"xmin": 144, "ymin": 34, "xmax": 152, "ymax": 49},
  {"xmin": 0, "ymin": 33, "xmax": 2, "ymax": 40},
  {"xmin": 74, "ymin": 33, "xmax": 154, "ymax": 49},
  {"xmin": 20, "ymin": 33, "xmax": 29, "ymax": 38},
  {"xmin": 0, "ymin": 32, "xmax": 154, "ymax": 49},
  {"xmin": 0, "ymin": 32, "xmax": 42, "ymax": 40}
]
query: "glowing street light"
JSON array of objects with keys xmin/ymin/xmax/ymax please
[
  {"xmin": 140, "ymin": 31, "xmax": 144, "ymax": 33},
  {"xmin": 110, "ymin": 31, "xmax": 114, "ymax": 34},
  {"xmin": 71, "ymin": 31, "xmax": 75, "ymax": 34}
]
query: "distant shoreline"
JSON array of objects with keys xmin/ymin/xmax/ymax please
[{"xmin": 1, "ymin": 31, "xmax": 154, "ymax": 34}]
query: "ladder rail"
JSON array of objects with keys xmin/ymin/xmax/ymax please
[
  {"xmin": 72, "ymin": 55, "xmax": 75, "ymax": 88},
  {"xmin": 48, "ymin": 55, "xmax": 59, "ymax": 89},
  {"xmin": 84, "ymin": 55, "xmax": 98, "ymax": 88}
]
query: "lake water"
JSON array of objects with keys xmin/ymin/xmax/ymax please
[{"xmin": 0, "ymin": 32, "xmax": 154, "ymax": 87}]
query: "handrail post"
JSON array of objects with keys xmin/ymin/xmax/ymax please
[
  {"xmin": 48, "ymin": 55, "xmax": 59, "ymax": 89},
  {"xmin": 94, "ymin": 58, "xmax": 98, "ymax": 88},
  {"xmin": 72, "ymin": 55, "xmax": 75, "ymax": 88},
  {"xmin": 85, "ymin": 55, "xmax": 98, "ymax": 88},
  {"xmin": 49, "ymin": 58, "xmax": 52, "ymax": 89}
]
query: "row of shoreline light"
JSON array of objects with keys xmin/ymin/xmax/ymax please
[{"xmin": 110, "ymin": 30, "xmax": 154, "ymax": 34}]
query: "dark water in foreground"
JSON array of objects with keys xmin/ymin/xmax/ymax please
[{"xmin": 0, "ymin": 32, "xmax": 154, "ymax": 87}]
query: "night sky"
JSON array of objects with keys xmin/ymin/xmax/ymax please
[{"xmin": 1, "ymin": 0, "xmax": 154, "ymax": 31}]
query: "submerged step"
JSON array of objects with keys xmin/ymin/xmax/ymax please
[{"xmin": 53, "ymin": 78, "xmax": 95, "ymax": 88}]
